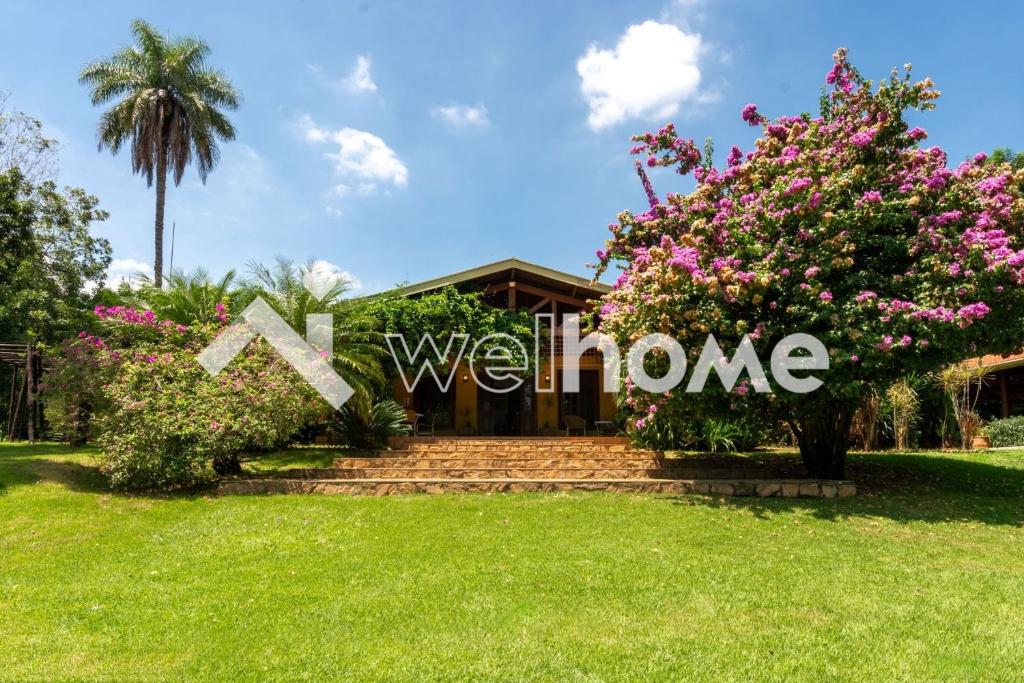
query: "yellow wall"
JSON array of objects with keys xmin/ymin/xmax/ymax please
[
  {"xmin": 536, "ymin": 360, "xmax": 558, "ymax": 433},
  {"xmin": 393, "ymin": 375, "xmax": 412, "ymax": 409},
  {"xmin": 598, "ymin": 365, "xmax": 618, "ymax": 421},
  {"xmin": 453, "ymin": 363, "xmax": 477, "ymax": 434}
]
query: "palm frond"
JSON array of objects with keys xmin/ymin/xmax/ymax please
[{"xmin": 81, "ymin": 19, "xmax": 241, "ymax": 187}]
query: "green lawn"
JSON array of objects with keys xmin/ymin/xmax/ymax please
[{"xmin": 2, "ymin": 444, "xmax": 1023, "ymax": 681}]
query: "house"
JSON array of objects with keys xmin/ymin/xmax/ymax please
[
  {"xmin": 975, "ymin": 352, "xmax": 1024, "ymax": 419},
  {"xmin": 388, "ymin": 258, "xmax": 618, "ymax": 436}
]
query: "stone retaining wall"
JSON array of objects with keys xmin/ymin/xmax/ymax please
[{"xmin": 218, "ymin": 478, "xmax": 857, "ymax": 498}]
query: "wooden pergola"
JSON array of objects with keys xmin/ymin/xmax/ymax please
[{"xmin": 1, "ymin": 343, "xmax": 45, "ymax": 442}]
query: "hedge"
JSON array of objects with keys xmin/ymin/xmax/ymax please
[{"xmin": 986, "ymin": 416, "xmax": 1024, "ymax": 448}]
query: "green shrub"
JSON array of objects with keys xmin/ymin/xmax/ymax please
[{"xmin": 986, "ymin": 416, "xmax": 1024, "ymax": 448}]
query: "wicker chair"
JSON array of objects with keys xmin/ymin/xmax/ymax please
[{"xmin": 563, "ymin": 415, "xmax": 587, "ymax": 436}]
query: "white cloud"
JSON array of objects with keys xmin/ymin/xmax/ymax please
[
  {"xmin": 343, "ymin": 55, "xmax": 377, "ymax": 93},
  {"xmin": 105, "ymin": 258, "xmax": 154, "ymax": 288},
  {"xmin": 299, "ymin": 114, "xmax": 408, "ymax": 190},
  {"xmin": 431, "ymin": 104, "xmax": 490, "ymax": 128},
  {"xmin": 306, "ymin": 56, "xmax": 377, "ymax": 95},
  {"xmin": 331, "ymin": 182, "xmax": 375, "ymax": 197},
  {"xmin": 301, "ymin": 259, "xmax": 362, "ymax": 298},
  {"xmin": 577, "ymin": 20, "xmax": 703, "ymax": 130}
]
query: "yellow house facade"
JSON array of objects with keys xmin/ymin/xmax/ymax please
[{"xmin": 389, "ymin": 258, "xmax": 618, "ymax": 436}]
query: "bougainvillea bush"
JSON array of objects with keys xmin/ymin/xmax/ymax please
[
  {"xmin": 44, "ymin": 304, "xmax": 325, "ymax": 490},
  {"xmin": 595, "ymin": 49, "xmax": 1024, "ymax": 477}
]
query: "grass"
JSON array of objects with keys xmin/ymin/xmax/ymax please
[{"xmin": 1, "ymin": 443, "xmax": 1023, "ymax": 681}]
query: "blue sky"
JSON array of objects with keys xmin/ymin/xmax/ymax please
[{"xmin": 2, "ymin": 0, "xmax": 1021, "ymax": 293}]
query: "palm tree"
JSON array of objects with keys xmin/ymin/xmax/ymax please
[
  {"xmin": 120, "ymin": 267, "xmax": 239, "ymax": 324},
  {"xmin": 79, "ymin": 19, "xmax": 240, "ymax": 287},
  {"xmin": 246, "ymin": 257, "xmax": 386, "ymax": 400}
]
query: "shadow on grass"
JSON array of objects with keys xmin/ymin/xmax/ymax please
[
  {"xmin": 0, "ymin": 443, "xmax": 215, "ymax": 499},
  {"xmin": 0, "ymin": 443, "xmax": 107, "ymax": 495},
  {"xmin": 666, "ymin": 450, "xmax": 1024, "ymax": 527}
]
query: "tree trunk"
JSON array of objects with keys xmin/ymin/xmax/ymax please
[
  {"xmin": 789, "ymin": 403, "xmax": 852, "ymax": 479},
  {"xmin": 154, "ymin": 143, "xmax": 167, "ymax": 288}
]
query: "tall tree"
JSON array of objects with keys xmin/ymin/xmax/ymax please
[
  {"xmin": 0, "ymin": 169, "xmax": 112, "ymax": 342},
  {"xmin": 79, "ymin": 19, "xmax": 240, "ymax": 287},
  {"xmin": 0, "ymin": 92, "xmax": 59, "ymax": 184}
]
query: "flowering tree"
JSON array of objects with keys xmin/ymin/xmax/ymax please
[{"xmin": 595, "ymin": 49, "xmax": 1024, "ymax": 477}]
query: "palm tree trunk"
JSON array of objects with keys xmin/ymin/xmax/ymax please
[{"xmin": 154, "ymin": 143, "xmax": 166, "ymax": 288}]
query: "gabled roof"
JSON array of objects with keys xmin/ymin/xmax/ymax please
[{"xmin": 390, "ymin": 257, "xmax": 611, "ymax": 298}]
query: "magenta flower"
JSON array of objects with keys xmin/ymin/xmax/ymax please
[{"xmin": 741, "ymin": 103, "xmax": 761, "ymax": 126}]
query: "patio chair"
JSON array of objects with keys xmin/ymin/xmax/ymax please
[
  {"xmin": 420, "ymin": 413, "xmax": 438, "ymax": 437},
  {"xmin": 402, "ymin": 409, "xmax": 421, "ymax": 436},
  {"xmin": 563, "ymin": 415, "xmax": 587, "ymax": 436}
]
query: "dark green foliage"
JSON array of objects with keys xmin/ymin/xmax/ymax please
[
  {"xmin": 986, "ymin": 416, "xmax": 1024, "ymax": 448},
  {"xmin": 0, "ymin": 169, "xmax": 111, "ymax": 342},
  {"xmin": 366, "ymin": 286, "xmax": 537, "ymax": 375}
]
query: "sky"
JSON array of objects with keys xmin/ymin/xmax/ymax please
[{"xmin": 1, "ymin": 0, "xmax": 1022, "ymax": 294}]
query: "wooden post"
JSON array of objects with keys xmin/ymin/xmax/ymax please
[
  {"xmin": 6, "ymin": 366, "xmax": 16, "ymax": 440},
  {"xmin": 9, "ymin": 369, "xmax": 24, "ymax": 441},
  {"xmin": 25, "ymin": 343, "xmax": 34, "ymax": 443},
  {"xmin": 1000, "ymin": 372, "xmax": 1011, "ymax": 418}
]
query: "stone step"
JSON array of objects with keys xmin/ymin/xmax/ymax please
[
  {"xmin": 219, "ymin": 478, "xmax": 856, "ymax": 498},
  {"xmin": 395, "ymin": 444, "xmax": 642, "ymax": 453},
  {"xmin": 289, "ymin": 466, "xmax": 775, "ymax": 480},
  {"xmin": 331, "ymin": 458, "xmax": 688, "ymax": 471},
  {"xmin": 389, "ymin": 437, "xmax": 628, "ymax": 444}
]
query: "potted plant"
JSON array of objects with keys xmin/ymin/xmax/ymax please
[{"xmin": 972, "ymin": 425, "xmax": 991, "ymax": 450}]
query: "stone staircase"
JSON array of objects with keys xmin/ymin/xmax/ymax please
[{"xmin": 219, "ymin": 437, "xmax": 856, "ymax": 497}]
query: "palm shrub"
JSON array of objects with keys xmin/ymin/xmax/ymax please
[
  {"xmin": 936, "ymin": 362, "xmax": 989, "ymax": 449},
  {"xmin": 884, "ymin": 374, "xmax": 926, "ymax": 451},
  {"xmin": 851, "ymin": 388, "xmax": 882, "ymax": 450},
  {"xmin": 336, "ymin": 398, "xmax": 410, "ymax": 450},
  {"xmin": 80, "ymin": 19, "xmax": 240, "ymax": 286},
  {"xmin": 117, "ymin": 267, "xmax": 241, "ymax": 324},
  {"xmin": 246, "ymin": 257, "xmax": 385, "ymax": 399}
]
